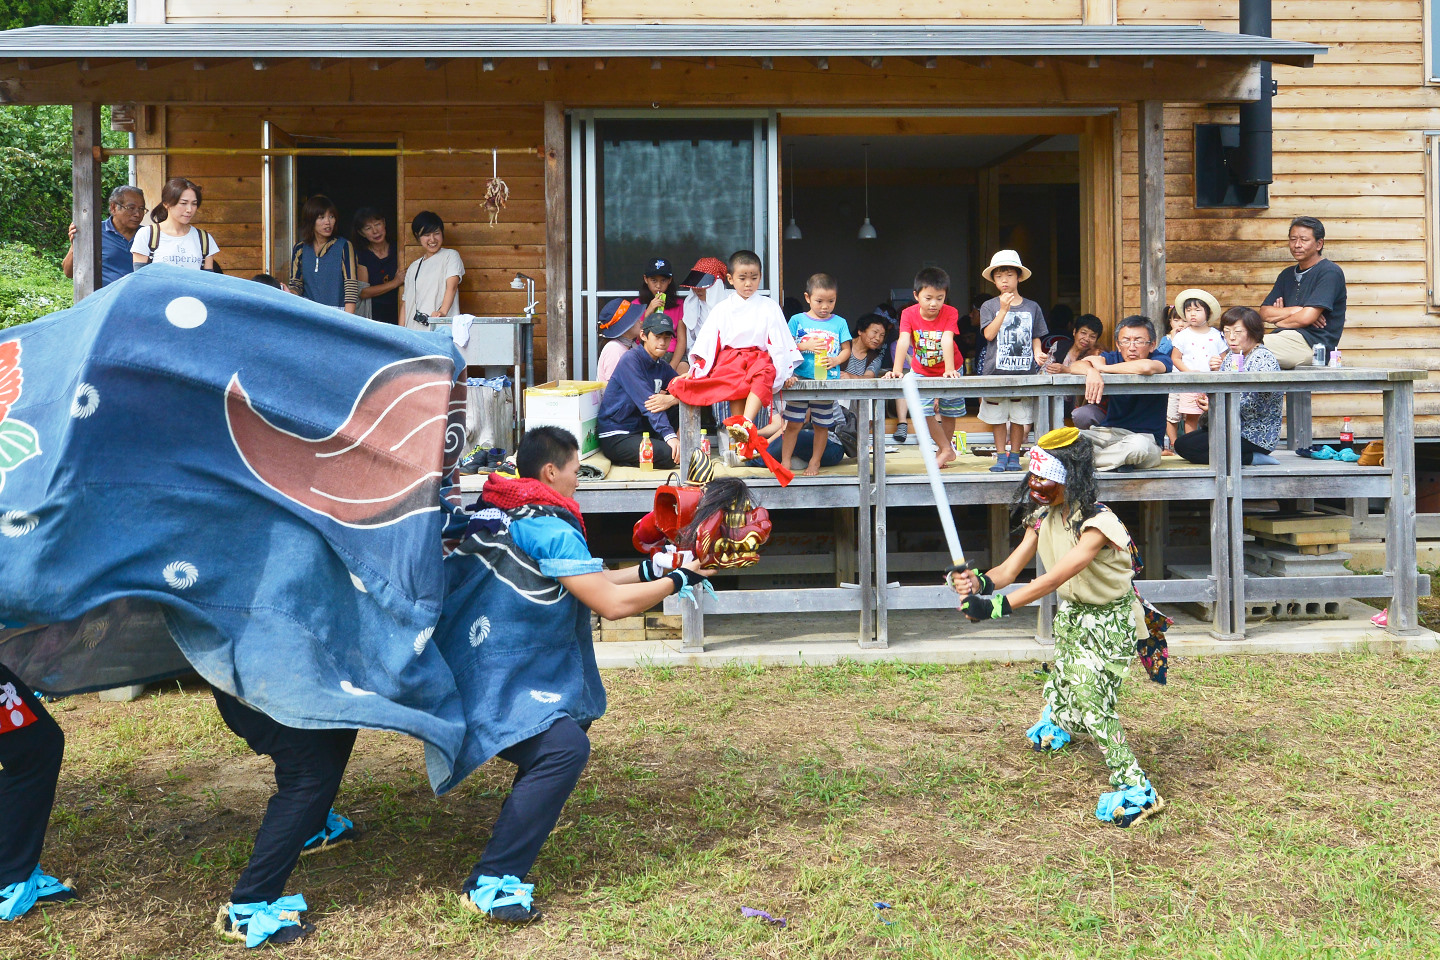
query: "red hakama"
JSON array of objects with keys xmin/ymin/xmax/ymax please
[{"xmin": 667, "ymin": 346, "xmax": 777, "ymax": 407}]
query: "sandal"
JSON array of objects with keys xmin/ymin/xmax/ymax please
[
  {"xmin": 1025, "ymin": 705, "xmax": 1071, "ymax": 752},
  {"xmin": 1096, "ymin": 779, "xmax": 1167, "ymax": 828},
  {"xmin": 300, "ymin": 809, "xmax": 359, "ymax": 856},
  {"xmin": 216, "ymin": 896, "xmax": 313, "ymax": 948},
  {"xmin": 0, "ymin": 866, "xmax": 77, "ymax": 921},
  {"xmin": 462, "ymin": 875, "xmax": 542, "ymax": 925}
]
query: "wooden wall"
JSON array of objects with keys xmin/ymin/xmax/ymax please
[
  {"xmin": 163, "ymin": 0, "xmax": 1081, "ymax": 22},
  {"xmin": 163, "ymin": 106, "xmax": 552, "ymax": 376},
  {"xmin": 1118, "ymin": 0, "xmax": 1439, "ymax": 435}
]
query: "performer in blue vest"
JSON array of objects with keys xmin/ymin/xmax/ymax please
[{"xmin": 442, "ymin": 426, "xmax": 712, "ymax": 923}]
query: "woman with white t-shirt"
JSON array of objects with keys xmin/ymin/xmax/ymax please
[
  {"xmin": 130, "ymin": 177, "xmax": 218, "ymax": 271},
  {"xmin": 401, "ymin": 210, "xmax": 464, "ymax": 330}
]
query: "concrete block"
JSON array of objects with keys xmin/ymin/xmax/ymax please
[{"xmin": 98, "ymin": 684, "xmax": 146, "ymax": 702}]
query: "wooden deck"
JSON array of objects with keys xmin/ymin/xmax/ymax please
[{"xmin": 466, "ymin": 368, "xmax": 1428, "ymax": 649}]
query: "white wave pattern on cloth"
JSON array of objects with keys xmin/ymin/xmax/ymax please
[
  {"xmin": 70, "ymin": 382, "xmax": 100, "ymax": 419},
  {"xmin": 163, "ymin": 560, "xmax": 199, "ymax": 589},
  {"xmin": 0, "ymin": 510, "xmax": 38, "ymax": 537}
]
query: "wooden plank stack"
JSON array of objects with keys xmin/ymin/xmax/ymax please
[
  {"xmin": 594, "ymin": 612, "xmax": 682, "ymax": 643},
  {"xmin": 1244, "ymin": 513, "xmax": 1353, "ymax": 559}
]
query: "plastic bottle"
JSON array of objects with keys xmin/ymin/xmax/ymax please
[
  {"xmin": 1328, "ymin": 349, "xmax": 1343, "ymax": 368},
  {"xmin": 639, "ymin": 432, "xmax": 654, "ymax": 470},
  {"xmin": 814, "ymin": 349, "xmax": 829, "ymax": 380},
  {"xmin": 1312, "ymin": 342, "xmax": 1328, "ymax": 366},
  {"xmin": 1340, "ymin": 416, "xmax": 1354, "ymax": 452},
  {"xmin": 700, "ymin": 433, "xmax": 711, "ymax": 458}
]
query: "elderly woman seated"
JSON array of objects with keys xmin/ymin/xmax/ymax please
[{"xmin": 1174, "ymin": 307, "xmax": 1281, "ymax": 467}]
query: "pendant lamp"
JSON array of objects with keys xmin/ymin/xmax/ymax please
[
  {"xmin": 784, "ymin": 150, "xmax": 803, "ymax": 240},
  {"xmin": 857, "ymin": 142, "xmax": 877, "ymax": 240}
]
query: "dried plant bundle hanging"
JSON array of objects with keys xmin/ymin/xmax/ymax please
[{"xmin": 483, "ymin": 149, "xmax": 509, "ymax": 226}]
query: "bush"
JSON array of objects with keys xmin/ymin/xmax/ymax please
[{"xmin": 0, "ymin": 241, "xmax": 73, "ymax": 329}]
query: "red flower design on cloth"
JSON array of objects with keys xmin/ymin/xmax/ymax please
[
  {"xmin": 689, "ymin": 257, "xmax": 729, "ymax": 284},
  {"xmin": 0, "ymin": 341, "xmax": 20, "ymax": 425}
]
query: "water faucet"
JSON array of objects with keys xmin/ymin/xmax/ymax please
[{"xmin": 510, "ymin": 273, "xmax": 537, "ymax": 320}]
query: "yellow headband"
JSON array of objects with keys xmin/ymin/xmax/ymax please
[{"xmin": 1037, "ymin": 426, "xmax": 1080, "ymax": 450}]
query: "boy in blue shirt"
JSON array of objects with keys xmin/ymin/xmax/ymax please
[{"xmin": 781, "ymin": 273, "xmax": 851, "ymax": 476}]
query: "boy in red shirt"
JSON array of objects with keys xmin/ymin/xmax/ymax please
[{"xmin": 882, "ymin": 267, "xmax": 963, "ymax": 467}]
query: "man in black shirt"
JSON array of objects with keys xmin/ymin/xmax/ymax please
[{"xmin": 1258, "ymin": 216, "xmax": 1347, "ymax": 369}]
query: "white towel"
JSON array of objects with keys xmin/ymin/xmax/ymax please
[{"xmin": 451, "ymin": 313, "xmax": 475, "ymax": 348}]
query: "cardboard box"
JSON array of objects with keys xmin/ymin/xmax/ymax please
[{"xmin": 525, "ymin": 380, "xmax": 604, "ymax": 459}]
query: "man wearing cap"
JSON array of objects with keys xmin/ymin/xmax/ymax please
[
  {"xmin": 597, "ymin": 314, "xmax": 683, "ymax": 469},
  {"xmin": 595, "ymin": 296, "xmax": 645, "ymax": 387}
]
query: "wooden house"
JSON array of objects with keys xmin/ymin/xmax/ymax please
[{"xmin": 0, "ymin": 1, "xmax": 1434, "ymax": 441}]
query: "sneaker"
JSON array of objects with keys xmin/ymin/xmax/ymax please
[
  {"xmin": 892, "ymin": 422, "xmax": 908, "ymax": 444},
  {"xmin": 1096, "ymin": 780, "xmax": 1166, "ymax": 828},
  {"xmin": 300, "ymin": 809, "xmax": 359, "ymax": 856},
  {"xmin": 215, "ymin": 897, "xmax": 314, "ymax": 947},
  {"xmin": 458, "ymin": 445, "xmax": 488, "ymax": 475},
  {"xmin": 461, "ymin": 875, "xmax": 542, "ymax": 925}
]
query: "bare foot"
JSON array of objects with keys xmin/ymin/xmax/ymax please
[
  {"xmin": 935, "ymin": 448, "xmax": 957, "ymax": 469},
  {"xmin": 1161, "ymin": 448, "xmax": 1176, "ymax": 457},
  {"xmin": 802, "ymin": 464, "xmax": 821, "ymax": 477}
]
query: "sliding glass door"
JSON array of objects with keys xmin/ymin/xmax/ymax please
[{"xmin": 570, "ymin": 111, "xmax": 779, "ymax": 378}]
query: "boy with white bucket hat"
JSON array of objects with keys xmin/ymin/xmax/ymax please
[{"xmin": 978, "ymin": 250, "xmax": 1048, "ymax": 472}]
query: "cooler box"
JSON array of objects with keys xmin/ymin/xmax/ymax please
[{"xmin": 525, "ymin": 380, "xmax": 604, "ymax": 460}]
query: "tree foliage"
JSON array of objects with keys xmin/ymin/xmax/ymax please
[{"xmin": 0, "ymin": 0, "xmax": 129, "ymax": 262}]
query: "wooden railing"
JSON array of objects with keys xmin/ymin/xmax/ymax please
[{"xmin": 663, "ymin": 368, "xmax": 1428, "ymax": 651}]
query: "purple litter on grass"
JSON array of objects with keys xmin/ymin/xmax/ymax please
[{"xmin": 740, "ymin": 906, "xmax": 787, "ymax": 927}]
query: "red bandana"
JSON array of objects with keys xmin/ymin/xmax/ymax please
[{"xmin": 480, "ymin": 473, "xmax": 586, "ymax": 537}]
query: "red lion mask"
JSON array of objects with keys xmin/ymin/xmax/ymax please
[{"xmin": 632, "ymin": 476, "xmax": 770, "ymax": 569}]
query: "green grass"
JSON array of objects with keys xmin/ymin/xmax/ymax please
[
  {"xmin": 9, "ymin": 653, "xmax": 1440, "ymax": 958},
  {"xmin": 0, "ymin": 241, "xmax": 71, "ymax": 329}
]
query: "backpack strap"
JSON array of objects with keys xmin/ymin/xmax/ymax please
[
  {"xmin": 146, "ymin": 224, "xmax": 160, "ymax": 261},
  {"xmin": 196, "ymin": 228, "xmax": 212, "ymax": 259}
]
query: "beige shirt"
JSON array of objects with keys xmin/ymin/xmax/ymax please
[{"xmin": 1036, "ymin": 506, "xmax": 1138, "ymax": 616}]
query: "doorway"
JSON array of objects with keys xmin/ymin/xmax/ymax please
[
  {"xmin": 261, "ymin": 122, "xmax": 399, "ymax": 284},
  {"xmin": 780, "ymin": 131, "xmax": 1082, "ymax": 334}
]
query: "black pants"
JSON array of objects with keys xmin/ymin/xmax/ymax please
[
  {"xmin": 0, "ymin": 664, "xmax": 63, "ymax": 886},
  {"xmin": 1174, "ymin": 429, "xmax": 1267, "ymax": 466},
  {"xmin": 467, "ymin": 716, "xmax": 590, "ymax": 887},
  {"xmin": 600, "ymin": 431, "xmax": 679, "ymax": 470},
  {"xmin": 211, "ymin": 688, "xmax": 357, "ymax": 904}
]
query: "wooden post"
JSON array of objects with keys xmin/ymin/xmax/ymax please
[
  {"xmin": 1140, "ymin": 500, "xmax": 1166, "ymax": 581},
  {"xmin": 678, "ymin": 401, "xmax": 705, "ymax": 651},
  {"xmin": 871, "ymin": 398, "xmax": 890, "ymax": 647},
  {"xmin": 1385, "ymin": 380, "xmax": 1420, "ymax": 635},
  {"xmin": 1137, "ymin": 100, "xmax": 1166, "ymax": 323},
  {"xmin": 1226, "ymin": 388, "xmax": 1247, "ymax": 637},
  {"xmin": 543, "ymin": 102, "xmax": 569, "ymax": 383},
  {"xmin": 1208, "ymin": 392, "xmax": 1238, "ymax": 640},
  {"xmin": 71, "ymin": 101, "xmax": 102, "ymax": 302},
  {"xmin": 856, "ymin": 399, "xmax": 877, "ymax": 647}
]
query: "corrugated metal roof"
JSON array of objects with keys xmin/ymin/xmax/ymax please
[{"xmin": 0, "ymin": 24, "xmax": 1322, "ymax": 65}]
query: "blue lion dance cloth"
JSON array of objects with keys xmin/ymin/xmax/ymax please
[{"xmin": 0, "ymin": 265, "xmax": 600, "ymax": 794}]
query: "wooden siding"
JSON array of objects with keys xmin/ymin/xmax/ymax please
[
  {"xmin": 1117, "ymin": 0, "xmax": 1440, "ymax": 435},
  {"xmin": 164, "ymin": 106, "xmax": 552, "ymax": 375},
  {"xmin": 164, "ymin": 0, "xmax": 1081, "ymax": 23}
]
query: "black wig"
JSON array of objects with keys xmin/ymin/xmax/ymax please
[{"xmin": 681, "ymin": 476, "xmax": 758, "ymax": 545}]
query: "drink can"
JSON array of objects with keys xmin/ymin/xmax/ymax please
[{"xmin": 1312, "ymin": 343, "xmax": 1328, "ymax": 366}]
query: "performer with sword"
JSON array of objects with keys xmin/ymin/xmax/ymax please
[{"xmin": 903, "ymin": 374, "xmax": 1164, "ymax": 828}]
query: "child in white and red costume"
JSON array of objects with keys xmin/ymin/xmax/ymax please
[{"xmin": 668, "ymin": 250, "xmax": 801, "ymax": 485}]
